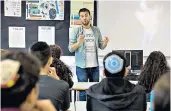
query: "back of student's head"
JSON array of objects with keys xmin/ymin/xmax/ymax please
[
  {"xmin": 103, "ymin": 51, "xmax": 126, "ymax": 78},
  {"xmin": 29, "ymin": 41, "xmax": 51, "ymax": 67},
  {"xmin": 1, "ymin": 51, "xmax": 40, "ymax": 108},
  {"xmin": 51, "ymin": 58, "xmax": 73, "ymax": 88},
  {"xmin": 50, "ymin": 44, "xmax": 62, "ymax": 59},
  {"xmin": 138, "ymin": 51, "xmax": 170, "ymax": 93},
  {"xmin": 153, "ymin": 73, "xmax": 170, "ymax": 111}
]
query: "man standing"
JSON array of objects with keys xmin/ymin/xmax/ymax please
[{"xmin": 68, "ymin": 8, "xmax": 109, "ymax": 101}]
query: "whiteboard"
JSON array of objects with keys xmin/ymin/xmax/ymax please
[{"xmin": 97, "ymin": 1, "xmax": 170, "ymax": 56}]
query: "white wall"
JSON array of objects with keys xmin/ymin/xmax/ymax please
[{"xmin": 97, "ymin": 1, "xmax": 170, "ymax": 56}]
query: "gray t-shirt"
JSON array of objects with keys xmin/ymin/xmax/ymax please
[
  {"xmin": 84, "ymin": 28, "xmax": 98, "ymax": 68},
  {"xmin": 38, "ymin": 75, "xmax": 70, "ymax": 111}
]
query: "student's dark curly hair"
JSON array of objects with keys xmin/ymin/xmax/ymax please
[
  {"xmin": 51, "ymin": 58, "xmax": 73, "ymax": 88},
  {"xmin": 138, "ymin": 51, "xmax": 170, "ymax": 93},
  {"xmin": 50, "ymin": 45, "xmax": 62, "ymax": 59}
]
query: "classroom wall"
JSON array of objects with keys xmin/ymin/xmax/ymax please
[
  {"xmin": 0, "ymin": 1, "xmax": 97, "ymax": 56},
  {"xmin": 1, "ymin": 1, "xmax": 72, "ymax": 55},
  {"xmin": 97, "ymin": 1, "xmax": 170, "ymax": 57}
]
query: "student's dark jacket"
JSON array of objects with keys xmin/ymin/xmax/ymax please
[{"xmin": 86, "ymin": 77, "xmax": 146, "ymax": 111}]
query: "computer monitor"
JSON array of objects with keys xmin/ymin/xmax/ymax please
[
  {"xmin": 131, "ymin": 50, "xmax": 143, "ymax": 71},
  {"xmin": 112, "ymin": 50, "xmax": 143, "ymax": 71}
]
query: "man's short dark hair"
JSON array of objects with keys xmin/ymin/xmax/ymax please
[
  {"xmin": 1, "ymin": 51, "xmax": 40, "ymax": 108},
  {"xmin": 154, "ymin": 73, "xmax": 170, "ymax": 111},
  {"xmin": 78, "ymin": 8, "xmax": 90, "ymax": 15},
  {"xmin": 103, "ymin": 51, "xmax": 126, "ymax": 78},
  {"xmin": 29, "ymin": 41, "xmax": 51, "ymax": 67}
]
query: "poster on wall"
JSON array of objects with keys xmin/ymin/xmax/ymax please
[
  {"xmin": 4, "ymin": 0, "xmax": 22, "ymax": 17},
  {"xmin": 26, "ymin": 0, "xmax": 64, "ymax": 20},
  {"xmin": 8, "ymin": 27, "xmax": 25, "ymax": 48},
  {"xmin": 70, "ymin": 0, "xmax": 94, "ymax": 27},
  {"xmin": 38, "ymin": 26, "xmax": 55, "ymax": 45}
]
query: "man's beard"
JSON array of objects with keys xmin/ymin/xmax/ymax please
[{"xmin": 82, "ymin": 20, "xmax": 90, "ymax": 26}]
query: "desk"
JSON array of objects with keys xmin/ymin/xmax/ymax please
[
  {"xmin": 72, "ymin": 82, "xmax": 98, "ymax": 102},
  {"xmin": 130, "ymin": 80, "xmax": 138, "ymax": 85},
  {"xmin": 72, "ymin": 81, "xmax": 138, "ymax": 102},
  {"xmin": 72, "ymin": 81, "xmax": 137, "ymax": 90},
  {"xmin": 72, "ymin": 82, "xmax": 98, "ymax": 90}
]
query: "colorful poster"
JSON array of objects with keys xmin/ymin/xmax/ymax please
[
  {"xmin": 26, "ymin": 0, "xmax": 64, "ymax": 20},
  {"xmin": 8, "ymin": 27, "xmax": 25, "ymax": 48},
  {"xmin": 70, "ymin": 0, "xmax": 94, "ymax": 27},
  {"xmin": 4, "ymin": 0, "xmax": 21, "ymax": 17}
]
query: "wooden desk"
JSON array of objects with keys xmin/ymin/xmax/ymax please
[
  {"xmin": 72, "ymin": 82, "xmax": 98, "ymax": 90},
  {"xmin": 72, "ymin": 81, "xmax": 137, "ymax": 90},
  {"xmin": 130, "ymin": 80, "xmax": 138, "ymax": 85},
  {"xmin": 72, "ymin": 82, "xmax": 98, "ymax": 102},
  {"xmin": 72, "ymin": 81, "xmax": 138, "ymax": 102}
]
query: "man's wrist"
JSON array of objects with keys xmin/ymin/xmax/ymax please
[{"xmin": 78, "ymin": 41, "xmax": 83, "ymax": 46}]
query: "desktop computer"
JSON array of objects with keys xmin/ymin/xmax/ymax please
[{"xmin": 112, "ymin": 50, "xmax": 143, "ymax": 75}]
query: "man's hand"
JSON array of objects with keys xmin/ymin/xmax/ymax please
[
  {"xmin": 33, "ymin": 100, "xmax": 56, "ymax": 111},
  {"xmin": 102, "ymin": 36, "xmax": 109, "ymax": 49},
  {"xmin": 78, "ymin": 34, "xmax": 85, "ymax": 44},
  {"xmin": 71, "ymin": 33, "xmax": 85, "ymax": 51},
  {"xmin": 48, "ymin": 67, "xmax": 60, "ymax": 80},
  {"xmin": 104, "ymin": 36, "xmax": 109, "ymax": 44}
]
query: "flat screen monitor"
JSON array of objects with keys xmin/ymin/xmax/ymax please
[{"xmin": 112, "ymin": 50, "xmax": 143, "ymax": 71}]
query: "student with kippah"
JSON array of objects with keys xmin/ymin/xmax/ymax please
[{"xmin": 86, "ymin": 51, "xmax": 146, "ymax": 111}]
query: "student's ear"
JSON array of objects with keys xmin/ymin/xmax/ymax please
[
  {"xmin": 103, "ymin": 69, "xmax": 106, "ymax": 78},
  {"xmin": 124, "ymin": 67, "xmax": 128, "ymax": 77}
]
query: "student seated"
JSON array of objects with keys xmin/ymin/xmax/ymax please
[
  {"xmin": 29, "ymin": 42, "xmax": 70, "ymax": 111},
  {"xmin": 1, "ymin": 51, "xmax": 56, "ymax": 111},
  {"xmin": 151, "ymin": 73, "xmax": 170, "ymax": 111},
  {"xmin": 138, "ymin": 51, "xmax": 170, "ymax": 101},
  {"xmin": 50, "ymin": 44, "xmax": 74, "ymax": 88},
  {"xmin": 86, "ymin": 51, "xmax": 146, "ymax": 111}
]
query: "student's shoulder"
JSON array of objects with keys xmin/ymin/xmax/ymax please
[
  {"xmin": 57, "ymin": 80, "xmax": 69, "ymax": 88},
  {"xmin": 46, "ymin": 76, "xmax": 69, "ymax": 88},
  {"xmin": 88, "ymin": 82, "xmax": 101, "ymax": 90},
  {"xmin": 134, "ymin": 84, "xmax": 146, "ymax": 94}
]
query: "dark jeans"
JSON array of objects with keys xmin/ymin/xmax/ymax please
[{"xmin": 76, "ymin": 66, "xmax": 99, "ymax": 101}]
